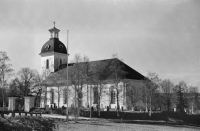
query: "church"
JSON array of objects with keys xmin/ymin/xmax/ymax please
[{"xmin": 39, "ymin": 25, "xmax": 146, "ymax": 111}]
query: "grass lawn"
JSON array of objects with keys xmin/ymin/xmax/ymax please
[{"xmin": 58, "ymin": 120, "xmax": 200, "ymax": 131}]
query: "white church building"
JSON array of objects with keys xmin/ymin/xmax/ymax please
[{"xmin": 39, "ymin": 26, "xmax": 146, "ymax": 110}]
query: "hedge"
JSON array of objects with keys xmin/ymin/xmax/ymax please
[{"xmin": 0, "ymin": 116, "xmax": 58, "ymax": 131}]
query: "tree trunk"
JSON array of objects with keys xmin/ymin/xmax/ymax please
[
  {"xmin": 38, "ymin": 89, "xmax": 42, "ymax": 107},
  {"xmin": 87, "ymin": 84, "xmax": 89, "ymax": 107},
  {"xmin": 98, "ymin": 97, "xmax": 100, "ymax": 116},
  {"xmin": 34, "ymin": 89, "xmax": 41, "ymax": 107},
  {"xmin": 159, "ymin": 93, "xmax": 162, "ymax": 112},
  {"xmin": 90, "ymin": 85, "xmax": 92, "ymax": 122},
  {"xmin": 2, "ymin": 88, "xmax": 4, "ymax": 111},
  {"xmin": 98, "ymin": 82, "xmax": 101, "ymax": 117},
  {"xmin": 132, "ymin": 105, "xmax": 135, "ymax": 111},
  {"xmin": 2, "ymin": 73, "xmax": 5, "ymax": 111},
  {"xmin": 44, "ymin": 86, "xmax": 47, "ymax": 107},
  {"xmin": 192, "ymin": 96, "xmax": 194, "ymax": 114},
  {"xmin": 74, "ymin": 85, "xmax": 77, "ymax": 122},
  {"xmin": 116, "ymin": 88, "xmax": 120, "ymax": 116},
  {"xmin": 145, "ymin": 97, "xmax": 148, "ymax": 112},
  {"xmin": 167, "ymin": 99, "xmax": 170, "ymax": 112},
  {"xmin": 58, "ymin": 87, "xmax": 60, "ymax": 108},
  {"xmin": 149, "ymin": 95, "xmax": 152, "ymax": 117}
]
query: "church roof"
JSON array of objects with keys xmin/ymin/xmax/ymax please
[
  {"xmin": 87, "ymin": 58, "xmax": 145, "ymax": 80},
  {"xmin": 44, "ymin": 58, "xmax": 146, "ymax": 87},
  {"xmin": 49, "ymin": 27, "xmax": 60, "ymax": 32},
  {"xmin": 39, "ymin": 38, "xmax": 67, "ymax": 55},
  {"xmin": 49, "ymin": 58, "xmax": 145, "ymax": 82}
]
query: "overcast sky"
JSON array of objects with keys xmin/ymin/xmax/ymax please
[{"xmin": 0, "ymin": 0, "xmax": 200, "ymax": 89}]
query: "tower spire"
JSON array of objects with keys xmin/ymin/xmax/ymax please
[
  {"xmin": 49, "ymin": 22, "xmax": 60, "ymax": 38},
  {"xmin": 53, "ymin": 21, "xmax": 55, "ymax": 28}
]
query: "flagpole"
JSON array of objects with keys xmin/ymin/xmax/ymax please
[{"xmin": 66, "ymin": 30, "xmax": 69, "ymax": 122}]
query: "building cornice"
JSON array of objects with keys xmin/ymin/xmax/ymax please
[{"xmin": 40, "ymin": 51, "xmax": 68, "ymax": 57}]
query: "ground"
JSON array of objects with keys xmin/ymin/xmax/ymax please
[
  {"xmin": 2, "ymin": 113, "xmax": 200, "ymax": 131},
  {"xmin": 57, "ymin": 120, "xmax": 200, "ymax": 131},
  {"xmin": 41, "ymin": 114, "xmax": 200, "ymax": 131}
]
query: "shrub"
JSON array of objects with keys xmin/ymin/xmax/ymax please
[
  {"xmin": 30, "ymin": 108, "xmax": 45, "ymax": 114},
  {"xmin": 52, "ymin": 107, "xmax": 75, "ymax": 115},
  {"xmin": 80, "ymin": 110, "xmax": 200, "ymax": 125},
  {"xmin": 30, "ymin": 107, "xmax": 76, "ymax": 116},
  {"xmin": 0, "ymin": 116, "xmax": 58, "ymax": 131}
]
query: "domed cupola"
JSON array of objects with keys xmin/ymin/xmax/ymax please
[
  {"xmin": 39, "ymin": 22, "xmax": 68, "ymax": 73},
  {"xmin": 40, "ymin": 23, "xmax": 67, "ymax": 55}
]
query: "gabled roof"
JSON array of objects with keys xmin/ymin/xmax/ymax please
[{"xmin": 53, "ymin": 58, "xmax": 145, "ymax": 80}]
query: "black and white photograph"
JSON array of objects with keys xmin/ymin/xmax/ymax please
[{"xmin": 0, "ymin": 0, "xmax": 200, "ymax": 131}]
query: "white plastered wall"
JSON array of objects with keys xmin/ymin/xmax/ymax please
[
  {"xmin": 41, "ymin": 54, "xmax": 54, "ymax": 72},
  {"xmin": 54, "ymin": 52, "xmax": 68, "ymax": 70},
  {"xmin": 42, "ymin": 82, "xmax": 127, "ymax": 110}
]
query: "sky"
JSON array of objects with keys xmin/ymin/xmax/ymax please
[{"xmin": 0, "ymin": 0, "xmax": 200, "ymax": 89}]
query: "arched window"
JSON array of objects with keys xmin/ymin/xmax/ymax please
[
  {"xmin": 46, "ymin": 59, "xmax": 49, "ymax": 69},
  {"xmin": 93, "ymin": 87, "xmax": 98, "ymax": 104},
  {"xmin": 111, "ymin": 89, "xmax": 116, "ymax": 104},
  {"xmin": 50, "ymin": 89, "xmax": 54, "ymax": 104},
  {"xmin": 63, "ymin": 88, "xmax": 67, "ymax": 104}
]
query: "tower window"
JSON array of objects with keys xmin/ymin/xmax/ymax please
[
  {"xmin": 45, "ymin": 44, "xmax": 50, "ymax": 50},
  {"xmin": 59, "ymin": 45, "xmax": 63, "ymax": 51},
  {"xmin": 46, "ymin": 59, "xmax": 49, "ymax": 69}
]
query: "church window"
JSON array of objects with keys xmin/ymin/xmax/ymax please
[
  {"xmin": 50, "ymin": 89, "xmax": 54, "ymax": 104},
  {"xmin": 63, "ymin": 88, "xmax": 67, "ymax": 104},
  {"xmin": 46, "ymin": 59, "xmax": 49, "ymax": 69},
  {"xmin": 59, "ymin": 45, "xmax": 63, "ymax": 51},
  {"xmin": 111, "ymin": 89, "xmax": 116, "ymax": 104},
  {"xmin": 93, "ymin": 88, "xmax": 98, "ymax": 104},
  {"xmin": 45, "ymin": 44, "xmax": 50, "ymax": 50}
]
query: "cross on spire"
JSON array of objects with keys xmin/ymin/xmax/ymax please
[{"xmin": 53, "ymin": 21, "xmax": 55, "ymax": 27}]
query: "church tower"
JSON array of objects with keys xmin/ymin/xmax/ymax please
[{"xmin": 39, "ymin": 24, "xmax": 68, "ymax": 75}]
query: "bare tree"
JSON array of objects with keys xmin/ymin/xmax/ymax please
[
  {"xmin": 41, "ymin": 64, "xmax": 53, "ymax": 107},
  {"xmin": 109, "ymin": 54, "xmax": 127, "ymax": 116},
  {"xmin": 0, "ymin": 51, "xmax": 13, "ymax": 110},
  {"xmin": 160, "ymin": 79, "xmax": 174, "ymax": 112},
  {"xmin": 144, "ymin": 72, "xmax": 160, "ymax": 116},
  {"xmin": 188, "ymin": 86, "xmax": 199, "ymax": 114},
  {"xmin": 8, "ymin": 78, "xmax": 21, "ymax": 97},
  {"xmin": 8, "ymin": 67, "xmax": 38, "ymax": 107},
  {"xmin": 17, "ymin": 67, "xmax": 38, "ymax": 96},
  {"xmin": 47, "ymin": 71, "xmax": 64, "ymax": 108},
  {"xmin": 67, "ymin": 54, "xmax": 89, "ymax": 122},
  {"xmin": 126, "ymin": 82, "xmax": 143, "ymax": 111},
  {"xmin": 141, "ymin": 83, "xmax": 149, "ymax": 112},
  {"xmin": 32, "ymin": 72, "xmax": 43, "ymax": 107},
  {"xmin": 89, "ymin": 59, "xmax": 112, "ymax": 116}
]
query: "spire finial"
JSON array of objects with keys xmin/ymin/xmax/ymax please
[{"xmin": 53, "ymin": 21, "xmax": 55, "ymax": 28}]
